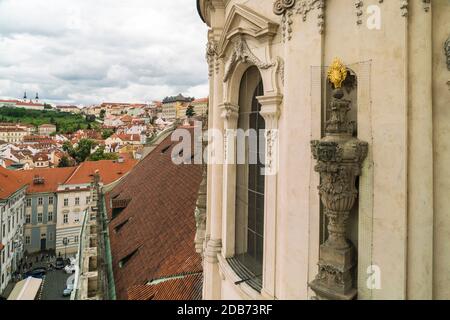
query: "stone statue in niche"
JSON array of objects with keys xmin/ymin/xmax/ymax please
[{"xmin": 310, "ymin": 58, "xmax": 368, "ymax": 300}]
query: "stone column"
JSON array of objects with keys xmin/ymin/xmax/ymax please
[
  {"xmin": 220, "ymin": 102, "xmax": 239, "ymax": 258},
  {"xmin": 309, "ymin": 59, "xmax": 368, "ymax": 300},
  {"xmin": 257, "ymin": 93, "xmax": 282, "ymax": 299},
  {"xmin": 203, "ymin": 52, "xmax": 224, "ymax": 300},
  {"xmin": 195, "ymin": 120, "xmax": 209, "ymax": 256}
]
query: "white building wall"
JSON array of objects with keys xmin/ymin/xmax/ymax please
[
  {"xmin": 56, "ymin": 186, "xmax": 91, "ymax": 257},
  {"xmin": 0, "ymin": 188, "xmax": 26, "ymax": 296}
]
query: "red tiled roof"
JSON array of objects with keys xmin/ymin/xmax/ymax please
[
  {"xmin": 193, "ymin": 97, "xmax": 208, "ymax": 103},
  {"xmin": 107, "ymin": 129, "xmax": 203, "ymax": 300},
  {"xmin": 0, "ymin": 128, "xmax": 26, "ymax": 133},
  {"xmin": 110, "ymin": 134, "xmax": 141, "ymax": 142},
  {"xmin": 127, "ymin": 273, "xmax": 203, "ymax": 300},
  {"xmin": 15, "ymin": 167, "xmax": 76, "ymax": 194},
  {"xmin": 0, "ymin": 167, "xmax": 26, "ymax": 200},
  {"xmin": 57, "ymin": 105, "xmax": 78, "ymax": 109},
  {"xmin": 65, "ymin": 159, "xmax": 137, "ymax": 186},
  {"xmin": 16, "ymin": 101, "xmax": 44, "ymax": 107},
  {"xmin": 33, "ymin": 153, "xmax": 49, "ymax": 162}
]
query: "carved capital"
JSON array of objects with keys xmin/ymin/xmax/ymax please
[
  {"xmin": 219, "ymin": 103, "xmax": 239, "ymax": 124},
  {"xmin": 257, "ymin": 94, "xmax": 283, "ymax": 127}
]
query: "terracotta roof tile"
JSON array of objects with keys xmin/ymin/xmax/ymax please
[
  {"xmin": 15, "ymin": 167, "xmax": 76, "ymax": 194},
  {"xmin": 65, "ymin": 159, "xmax": 137, "ymax": 186},
  {"xmin": 127, "ymin": 273, "xmax": 203, "ymax": 301},
  {"xmin": 0, "ymin": 167, "xmax": 27, "ymax": 200},
  {"xmin": 107, "ymin": 128, "xmax": 203, "ymax": 300}
]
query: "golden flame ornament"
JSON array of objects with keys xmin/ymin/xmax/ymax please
[{"xmin": 327, "ymin": 58, "xmax": 348, "ymax": 89}]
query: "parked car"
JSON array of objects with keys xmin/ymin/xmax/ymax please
[
  {"xmin": 64, "ymin": 265, "xmax": 76, "ymax": 274},
  {"xmin": 25, "ymin": 268, "xmax": 47, "ymax": 279},
  {"xmin": 63, "ymin": 280, "xmax": 74, "ymax": 297},
  {"xmin": 62, "ymin": 288, "xmax": 73, "ymax": 297},
  {"xmin": 55, "ymin": 258, "xmax": 65, "ymax": 270}
]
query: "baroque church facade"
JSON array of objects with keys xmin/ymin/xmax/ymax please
[{"xmin": 195, "ymin": 0, "xmax": 450, "ymax": 300}]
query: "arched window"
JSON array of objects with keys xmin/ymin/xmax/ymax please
[{"xmin": 234, "ymin": 66, "xmax": 265, "ymax": 290}]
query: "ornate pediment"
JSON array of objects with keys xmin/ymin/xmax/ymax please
[
  {"xmin": 218, "ymin": 4, "xmax": 279, "ymax": 56},
  {"xmin": 223, "ymin": 37, "xmax": 276, "ymax": 82}
]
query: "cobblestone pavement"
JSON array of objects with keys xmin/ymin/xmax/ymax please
[{"xmin": 40, "ymin": 270, "xmax": 71, "ymax": 301}]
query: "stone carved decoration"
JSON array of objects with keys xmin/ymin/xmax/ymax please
[
  {"xmin": 194, "ymin": 118, "xmax": 209, "ymax": 256},
  {"xmin": 265, "ymin": 129, "xmax": 279, "ymax": 174},
  {"xmin": 398, "ymin": 0, "xmax": 430, "ymax": 15},
  {"xmin": 423, "ymin": 0, "xmax": 431, "ymax": 12},
  {"xmin": 223, "ymin": 37, "xmax": 275, "ymax": 82},
  {"xmin": 273, "ymin": 0, "xmax": 325, "ymax": 41},
  {"xmin": 277, "ymin": 57, "xmax": 285, "ymax": 86},
  {"xmin": 206, "ymin": 40, "xmax": 218, "ymax": 78},
  {"xmin": 221, "ymin": 103, "xmax": 240, "ymax": 164},
  {"xmin": 445, "ymin": 36, "xmax": 450, "ymax": 71},
  {"xmin": 400, "ymin": 0, "xmax": 408, "ymax": 17},
  {"xmin": 309, "ymin": 58, "xmax": 368, "ymax": 300},
  {"xmin": 355, "ymin": 1, "xmax": 364, "ymax": 25}
]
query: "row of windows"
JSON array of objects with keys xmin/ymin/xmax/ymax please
[
  {"xmin": 63, "ymin": 196, "xmax": 90, "ymax": 207},
  {"xmin": 61, "ymin": 235, "xmax": 79, "ymax": 245},
  {"xmin": 26, "ymin": 196, "xmax": 92, "ymax": 208},
  {"xmin": 1, "ymin": 239, "xmax": 14, "ymax": 264},
  {"xmin": 1, "ymin": 208, "xmax": 23, "ymax": 240},
  {"xmin": 1, "ymin": 192, "xmax": 25, "ymax": 210},
  {"xmin": 26, "ymin": 196, "xmax": 54, "ymax": 207},
  {"xmin": 25, "ymin": 211, "xmax": 54, "ymax": 224},
  {"xmin": 61, "ymin": 212, "xmax": 81, "ymax": 224},
  {"xmin": 25, "ymin": 232, "xmax": 54, "ymax": 245}
]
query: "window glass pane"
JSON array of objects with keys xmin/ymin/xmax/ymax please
[{"xmin": 234, "ymin": 66, "xmax": 265, "ymax": 283}]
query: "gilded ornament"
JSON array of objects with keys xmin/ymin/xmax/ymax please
[{"xmin": 327, "ymin": 58, "xmax": 348, "ymax": 89}]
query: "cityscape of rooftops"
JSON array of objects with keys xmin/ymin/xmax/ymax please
[{"xmin": 0, "ymin": 0, "xmax": 449, "ymax": 311}]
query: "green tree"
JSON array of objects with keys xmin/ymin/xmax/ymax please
[
  {"xmin": 186, "ymin": 105, "xmax": 196, "ymax": 118},
  {"xmin": 88, "ymin": 146, "xmax": 119, "ymax": 161},
  {"xmin": 99, "ymin": 109, "xmax": 106, "ymax": 120},
  {"xmin": 58, "ymin": 156, "xmax": 71, "ymax": 168},
  {"xmin": 102, "ymin": 129, "xmax": 114, "ymax": 140},
  {"xmin": 63, "ymin": 139, "xmax": 97, "ymax": 163}
]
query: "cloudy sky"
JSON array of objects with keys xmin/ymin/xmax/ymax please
[{"xmin": 0, "ymin": 0, "xmax": 209, "ymax": 106}]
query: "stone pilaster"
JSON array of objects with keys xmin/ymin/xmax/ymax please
[
  {"xmin": 257, "ymin": 93, "xmax": 282, "ymax": 299},
  {"xmin": 220, "ymin": 102, "xmax": 239, "ymax": 258}
]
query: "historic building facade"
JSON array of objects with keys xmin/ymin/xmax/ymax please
[
  {"xmin": 196, "ymin": 0, "xmax": 450, "ymax": 300},
  {"xmin": 0, "ymin": 168, "xmax": 26, "ymax": 296}
]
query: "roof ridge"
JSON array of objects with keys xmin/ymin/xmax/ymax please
[{"xmin": 64, "ymin": 163, "xmax": 82, "ymax": 184}]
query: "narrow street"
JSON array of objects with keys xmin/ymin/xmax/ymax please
[{"xmin": 39, "ymin": 270, "xmax": 71, "ymax": 301}]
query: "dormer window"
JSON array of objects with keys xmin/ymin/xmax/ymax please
[
  {"xmin": 114, "ymin": 218, "xmax": 131, "ymax": 234},
  {"xmin": 119, "ymin": 248, "xmax": 139, "ymax": 268},
  {"xmin": 111, "ymin": 198, "xmax": 131, "ymax": 220}
]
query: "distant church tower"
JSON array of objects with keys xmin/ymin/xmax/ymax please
[
  {"xmin": 23, "ymin": 91, "xmax": 27, "ymax": 102},
  {"xmin": 35, "ymin": 92, "xmax": 39, "ymax": 103}
]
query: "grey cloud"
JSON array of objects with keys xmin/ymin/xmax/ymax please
[{"xmin": 0, "ymin": 0, "xmax": 208, "ymax": 105}]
